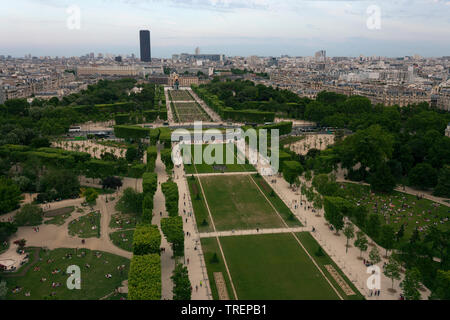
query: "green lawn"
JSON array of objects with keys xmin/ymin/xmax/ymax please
[
  {"xmin": 68, "ymin": 211, "xmax": 101, "ymax": 238},
  {"xmin": 109, "ymin": 213, "xmax": 137, "ymax": 230},
  {"xmin": 340, "ymin": 183, "xmax": 450, "ymax": 243},
  {"xmin": 296, "ymin": 232, "xmax": 364, "ymax": 300},
  {"xmin": 183, "ymin": 143, "xmax": 256, "ymax": 174},
  {"xmin": 252, "ymin": 175, "xmax": 303, "ymax": 227},
  {"xmin": 109, "ymin": 230, "xmax": 134, "ymax": 252},
  {"xmin": 188, "ymin": 177, "xmax": 213, "ymax": 233},
  {"xmin": 203, "ymin": 234, "xmax": 340, "ymax": 300},
  {"xmin": 199, "ymin": 175, "xmax": 285, "ymax": 231},
  {"xmin": 200, "ymin": 237, "xmax": 237, "ymax": 300},
  {"xmin": 3, "ymin": 248, "xmax": 129, "ymax": 300}
]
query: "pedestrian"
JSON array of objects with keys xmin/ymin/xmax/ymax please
[
  {"xmin": 187, "ymin": 258, "xmax": 189, "ymax": 264},
  {"xmin": 196, "ymin": 285, "xmax": 198, "ymax": 292}
]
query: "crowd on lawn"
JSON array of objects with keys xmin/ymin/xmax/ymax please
[{"xmin": 347, "ymin": 188, "xmax": 449, "ymax": 234}]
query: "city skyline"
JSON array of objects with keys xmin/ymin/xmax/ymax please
[{"xmin": 1, "ymin": 0, "xmax": 449, "ymax": 58}]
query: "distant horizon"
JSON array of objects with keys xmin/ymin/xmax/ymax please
[{"xmin": 1, "ymin": 0, "xmax": 449, "ymax": 58}]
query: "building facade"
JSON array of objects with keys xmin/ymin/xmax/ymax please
[{"xmin": 140, "ymin": 30, "xmax": 151, "ymax": 63}]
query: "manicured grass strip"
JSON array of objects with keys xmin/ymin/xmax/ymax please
[
  {"xmin": 188, "ymin": 176, "xmax": 213, "ymax": 233},
  {"xmin": 5, "ymin": 248, "xmax": 129, "ymax": 300},
  {"xmin": 44, "ymin": 206, "xmax": 75, "ymax": 226},
  {"xmin": 216, "ymin": 234, "xmax": 340, "ymax": 300},
  {"xmin": 109, "ymin": 229, "xmax": 134, "ymax": 252},
  {"xmin": 252, "ymin": 175, "xmax": 303, "ymax": 227},
  {"xmin": 200, "ymin": 237, "xmax": 236, "ymax": 300},
  {"xmin": 296, "ymin": 232, "xmax": 365, "ymax": 300},
  {"xmin": 200, "ymin": 175, "xmax": 284, "ymax": 231},
  {"xmin": 68, "ymin": 211, "xmax": 101, "ymax": 238},
  {"xmin": 183, "ymin": 143, "xmax": 256, "ymax": 174}
]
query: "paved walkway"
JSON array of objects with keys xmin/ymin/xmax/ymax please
[
  {"xmin": 199, "ymin": 227, "xmax": 308, "ymax": 239},
  {"xmin": 151, "ymin": 143, "xmax": 175, "ymax": 300},
  {"xmin": 5, "ymin": 194, "xmax": 132, "ymax": 260},
  {"xmin": 173, "ymin": 154, "xmax": 211, "ymax": 300}
]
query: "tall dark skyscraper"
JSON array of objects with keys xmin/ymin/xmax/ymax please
[{"xmin": 140, "ymin": 30, "xmax": 151, "ymax": 62}]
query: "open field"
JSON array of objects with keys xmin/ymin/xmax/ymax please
[
  {"xmin": 202, "ymin": 234, "xmax": 340, "ymax": 300},
  {"xmin": 3, "ymin": 248, "xmax": 129, "ymax": 300},
  {"xmin": 199, "ymin": 175, "xmax": 285, "ymax": 231},
  {"xmin": 183, "ymin": 143, "xmax": 256, "ymax": 174}
]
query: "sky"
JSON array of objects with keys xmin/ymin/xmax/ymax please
[{"xmin": 0, "ymin": 0, "xmax": 449, "ymax": 58}]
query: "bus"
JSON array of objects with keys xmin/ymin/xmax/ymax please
[{"xmin": 69, "ymin": 126, "xmax": 81, "ymax": 133}]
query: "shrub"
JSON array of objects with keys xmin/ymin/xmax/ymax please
[
  {"xmin": 162, "ymin": 181, "xmax": 179, "ymax": 217},
  {"xmin": 132, "ymin": 224, "xmax": 161, "ymax": 256},
  {"xmin": 14, "ymin": 204, "xmax": 43, "ymax": 226},
  {"xmin": 128, "ymin": 254, "xmax": 161, "ymax": 300},
  {"xmin": 161, "ymin": 216, "xmax": 184, "ymax": 257}
]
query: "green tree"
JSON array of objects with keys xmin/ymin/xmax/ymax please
[
  {"xmin": 431, "ymin": 270, "xmax": 450, "ymax": 300},
  {"xmin": 14, "ymin": 204, "xmax": 43, "ymax": 226},
  {"xmin": 343, "ymin": 223, "xmax": 355, "ymax": 254},
  {"xmin": 400, "ymin": 268, "xmax": 422, "ymax": 300},
  {"xmin": 383, "ymin": 256, "xmax": 401, "ymax": 290},
  {"xmin": 171, "ymin": 263, "xmax": 191, "ymax": 300},
  {"xmin": 369, "ymin": 246, "xmax": 381, "ymax": 265},
  {"xmin": 366, "ymin": 214, "xmax": 381, "ymax": 240},
  {"xmin": 434, "ymin": 165, "xmax": 450, "ymax": 198},
  {"xmin": 379, "ymin": 224, "xmax": 396, "ymax": 257},
  {"xmin": 83, "ymin": 188, "xmax": 99, "ymax": 205},
  {"xmin": 368, "ymin": 161, "xmax": 397, "ymax": 193},
  {"xmin": 116, "ymin": 188, "xmax": 143, "ymax": 216},
  {"xmin": 0, "ymin": 178, "xmax": 22, "ymax": 215},
  {"xmin": 408, "ymin": 163, "xmax": 438, "ymax": 190},
  {"xmin": 354, "ymin": 231, "xmax": 368, "ymax": 258}
]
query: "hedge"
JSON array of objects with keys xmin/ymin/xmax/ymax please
[
  {"xmin": 115, "ymin": 113, "xmax": 130, "ymax": 125},
  {"xmin": 162, "ymin": 181, "xmax": 179, "ymax": 217},
  {"xmin": 114, "ymin": 125, "xmax": 150, "ymax": 140},
  {"xmin": 142, "ymin": 172, "xmax": 158, "ymax": 196},
  {"xmin": 159, "ymin": 128, "xmax": 172, "ymax": 148},
  {"xmin": 161, "ymin": 216, "xmax": 184, "ymax": 257},
  {"xmin": 147, "ymin": 146, "xmax": 158, "ymax": 172},
  {"xmin": 160, "ymin": 148, "xmax": 173, "ymax": 172},
  {"xmin": 144, "ymin": 110, "xmax": 159, "ymax": 122},
  {"xmin": 132, "ymin": 224, "xmax": 161, "ymax": 256},
  {"xmin": 128, "ymin": 254, "xmax": 161, "ymax": 300},
  {"xmin": 149, "ymin": 129, "xmax": 160, "ymax": 145},
  {"xmin": 128, "ymin": 163, "xmax": 146, "ymax": 179}
]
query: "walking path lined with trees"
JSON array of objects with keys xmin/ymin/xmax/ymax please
[{"xmin": 151, "ymin": 144, "xmax": 175, "ymax": 300}]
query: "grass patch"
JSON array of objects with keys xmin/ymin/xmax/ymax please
[
  {"xmin": 68, "ymin": 211, "xmax": 101, "ymax": 238},
  {"xmin": 183, "ymin": 143, "xmax": 256, "ymax": 174},
  {"xmin": 280, "ymin": 135, "xmax": 305, "ymax": 146},
  {"xmin": 200, "ymin": 175, "xmax": 284, "ymax": 231},
  {"xmin": 43, "ymin": 206, "xmax": 75, "ymax": 226},
  {"xmin": 109, "ymin": 230, "xmax": 134, "ymax": 252},
  {"xmin": 188, "ymin": 177, "xmax": 213, "ymax": 233},
  {"xmin": 200, "ymin": 237, "xmax": 236, "ymax": 300},
  {"xmin": 80, "ymin": 186, "xmax": 115, "ymax": 195},
  {"xmin": 339, "ymin": 182, "xmax": 450, "ymax": 244},
  {"xmin": 252, "ymin": 175, "xmax": 303, "ymax": 227},
  {"xmin": 205, "ymin": 234, "xmax": 340, "ymax": 300},
  {"xmin": 4, "ymin": 248, "xmax": 129, "ymax": 300},
  {"xmin": 109, "ymin": 213, "xmax": 137, "ymax": 230},
  {"xmin": 296, "ymin": 232, "xmax": 364, "ymax": 300}
]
